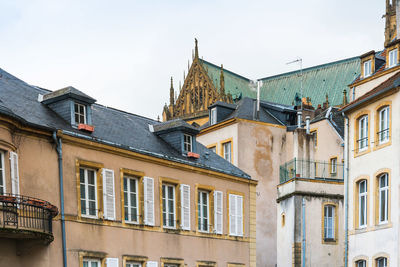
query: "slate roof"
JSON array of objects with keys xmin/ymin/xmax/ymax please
[
  {"xmin": 311, "ymin": 107, "xmax": 345, "ymax": 138},
  {"xmin": 0, "ymin": 68, "xmax": 250, "ymax": 180},
  {"xmin": 42, "ymin": 86, "xmax": 96, "ymax": 104}
]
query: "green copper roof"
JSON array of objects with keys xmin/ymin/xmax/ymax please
[
  {"xmin": 259, "ymin": 57, "xmax": 361, "ymax": 107},
  {"xmin": 200, "ymin": 60, "xmax": 255, "ymax": 100}
]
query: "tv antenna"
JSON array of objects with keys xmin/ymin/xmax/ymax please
[{"xmin": 287, "ymin": 58, "xmax": 303, "ymax": 110}]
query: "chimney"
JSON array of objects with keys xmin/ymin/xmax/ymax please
[{"xmin": 306, "ymin": 116, "xmax": 310, "ymax": 134}]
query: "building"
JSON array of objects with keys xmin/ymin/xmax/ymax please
[{"xmin": 0, "ymin": 67, "xmax": 257, "ymax": 267}]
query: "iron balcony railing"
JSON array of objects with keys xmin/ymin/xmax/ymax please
[
  {"xmin": 0, "ymin": 193, "xmax": 58, "ymax": 242},
  {"xmin": 279, "ymin": 158, "xmax": 344, "ymax": 184}
]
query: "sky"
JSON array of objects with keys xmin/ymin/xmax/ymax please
[{"xmin": 0, "ymin": 0, "xmax": 385, "ymax": 120}]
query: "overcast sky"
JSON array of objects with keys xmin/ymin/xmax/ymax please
[{"xmin": 0, "ymin": 0, "xmax": 385, "ymax": 120}]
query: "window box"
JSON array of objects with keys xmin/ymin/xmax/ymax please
[
  {"xmin": 0, "ymin": 195, "xmax": 16, "ymax": 203},
  {"xmin": 78, "ymin": 123, "xmax": 95, "ymax": 132},
  {"xmin": 187, "ymin": 152, "xmax": 200, "ymax": 159}
]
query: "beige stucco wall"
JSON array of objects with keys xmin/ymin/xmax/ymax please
[
  {"xmin": 347, "ymin": 91, "xmax": 399, "ymax": 266},
  {"xmin": 353, "ymin": 70, "xmax": 399, "ymax": 100},
  {"xmin": 0, "ymin": 118, "xmax": 254, "ymax": 267}
]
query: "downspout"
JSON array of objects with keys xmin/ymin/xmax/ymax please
[
  {"xmin": 302, "ymin": 197, "xmax": 306, "ymax": 267},
  {"xmin": 53, "ymin": 131, "xmax": 67, "ymax": 267},
  {"xmin": 342, "ymin": 113, "xmax": 349, "ymax": 267}
]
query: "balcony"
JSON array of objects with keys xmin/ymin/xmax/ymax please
[
  {"xmin": 0, "ymin": 194, "xmax": 58, "ymax": 244},
  {"xmin": 279, "ymin": 158, "xmax": 344, "ymax": 184}
]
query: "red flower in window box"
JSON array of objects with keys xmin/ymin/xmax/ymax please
[
  {"xmin": 78, "ymin": 124, "xmax": 95, "ymax": 132},
  {"xmin": 187, "ymin": 152, "xmax": 200, "ymax": 158}
]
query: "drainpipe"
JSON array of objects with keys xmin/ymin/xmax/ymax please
[
  {"xmin": 302, "ymin": 197, "xmax": 306, "ymax": 267},
  {"xmin": 53, "ymin": 131, "xmax": 67, "ymax": 267},
  {"xmin": 342, "ymin": 113, "xmax": 349, "ymax": 267}
]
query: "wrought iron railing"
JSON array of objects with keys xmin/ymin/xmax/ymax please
[
  {"xmin": 279, "ymin": 158, "xmax": 344, "ymax": 184},
  {"xmin": 0, "ymin": 193, "xmax": 58, "ymax": 237}
]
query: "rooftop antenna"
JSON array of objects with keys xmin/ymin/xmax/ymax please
[{"xmin": 287, "ymin": 57, "xmax": 303, "ymax": 127}]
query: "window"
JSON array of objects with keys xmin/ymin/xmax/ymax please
[
  {"xmin": 324, "ymin": 205, "xmax": 335, "ymax": 240},
  {"xmin": 364, "ymin": 60, "xmax": 372, "ymax": 77},
  {"xmin": 378, "ymin": 173, "xmax": 389, "ymax": 224},
  {"xmin": 0, "ymin": 151, "xmax": 5, "ymax": 195},
  {"xmin": 183, "ymin": 134, "xmax": 192, "ymax": 153},
  {"xmin": 311, "ymin": 130, "xmax": 317, "ymax": 147},
  {"xmin": 74, "ymin": 102, "xmax": 87, "ymax": 124},
  {"xmin": 223, "ymin": 141, "xmax": 232, "ymax": 162},
  {"xmin": 162, "ymin": 184, "xmax": 175, "ymax": 228},
  {"xmin": 124, "ymin": 176, "xmax": 139, "ymax": 223},
  {"xmin": 198, "ymin": 190, "xmax": 209, "ymax": 232},
  {"xmin": 80, "ymin": 168, "xmax": 97, "ymax": 217},
  {"xmin": 378, "ymin": 106, "xmax": 390, "ymax": 144},
  {"xmin": 229, "ymin": 193, "xmax": 243, "ymax": 236},
  {"xmin": 376, "ymin": 257, "xmax": 387, "ymax": 267},
  {"xmin": 83, "ymin": 258, "xmax": 100, "ymax": 267},
  {"xmin": 389, "ymin": 48, "xmax": 398, "ymax": 67},
  {"xmin": 358, "ymin": 180, "xmax": 367, "ymax": 228},
  {"xmin": 126, "ymin": 262, "xmax": 141, "ymax": 267},
  {"xmin": 358, "ymin": 115, "xmax": 368, "ymax": 151},
  {"xmin": 330, "ymin": 157, "xmax": 337, "ymax": 174},
  {"xmin": 210, "ymin": 107, "xmax": 217, "ymax": 125},
  {"xmin": 356, "ymin": 260, "xmax": 366, "ymax": 267}
]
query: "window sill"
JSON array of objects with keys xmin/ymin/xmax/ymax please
[
  {"xmin": 322, "ymin": 238, "xmax": 337, "ymax": 245},
  {"xmin": 373, "ymin": 140, "xmax": 392, "ymax": 151},
  {"xmin": 354, "ymin": 147, "xmax": 371, "ymax": 158}
]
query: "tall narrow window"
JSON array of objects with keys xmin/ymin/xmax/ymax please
[
  {"xmin": 356, "ymin": 260, "xmax": 366, "ymax": 267},
  {"xmin": 183, "ymin": 134, "xmax": 192, "ymax": 153},
  {"xmin": 358, "ymin": 115, "xmax": 368, "ymax": 151},
  {"xmin": 124, "ymin": 176, "xmax": 139, "ymax": 223},
  {"xmin": 223, "ymin": 142, "xmax": 232, "ymax": 162},
  {"xmin": 358, "ymin": 180, "xmax": 367, "ymax": 228},
  {"xmin": 162, "ymin": 184, "xmax": 175, "ymax": 228},
  {"xmin": 389, "ymin": 48, "xmax": 398, "ymax": 67},
  {"xmin": 74, "ymin": 103, "xmax": 87, "ymax": 124},
  {"xmin": 210, "ymin": 107, "xmax": 217, "ymax": 125},
  {"xmin": 83, "ymin": 258, "xmax": 100, "ymax": 267},
  {"xmin": 0, "ymin": 151, "xmax": 5, "ymax": 195},
  {"xmin": 379, "ymin": 173, "xmax": 389, "ymax": 224},
  {"xmin": 80, "ymin": 168, "xmax": 97, "ymax": 217},
  {"xmin": 324, "ymin": 205, "xmax": 335, "ymax": 240},
  {"xmin": 378, "ymin": 106, "xmax": 390, "ymax": 144},
  {"xmin": 363, "ymin": 60, "xmax": 372, "ymax": 77},
  {"xmin": 198, "ymin": 190, "xmax": 209, "ymax": 232},
  {"xmin": 229, "ymin": 193, "xmax": 243, "ymax": 236},
  {"xmin": 330, "ymin": 157, "xmax": 337, "ymax": 175},
  {"xmin": 376, "ymin": 257, "xmax": 387, "ymax": 267}
]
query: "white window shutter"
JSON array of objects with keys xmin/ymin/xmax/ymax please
[
  {"xmin": 147, "ymin": 261, "xmax": 158, "ymax": 267},
  {"xmin": 180, "ymin": 184, "xmax": 190, "ymax": 230},
  {"xmin": 214, "ymin": 190, "xmax": 223, "ymax": 234},
  {"xmin": 102, "ymin": 169, "xmax": 116, "ymax": 220},
  {"xmin": 10, "ymin": 152, "xmax": 20, "ymax": 196},
  {"xmin": 229, "ymin": 194, "xmax": 236, "ymax": 235},
  {"xmin": 106, "ymin": 258, "xmax": 118, "ymax": 267},
  {"xmin": 237, "ymin": 195, "xmax": 243, "ymax": 236},
  {"xmin": 143, "ymin": 177, "xmax": 155, "ymax": 226}
]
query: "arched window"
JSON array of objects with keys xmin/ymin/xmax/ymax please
[
  {"xmin": 355, "ymin": 259, "xmax": 366, "ymax": 267},
  {"xmin": 376, "ymin": 257, "xmax": 387, "ymax": 267},
  {"xmin": 378, "ymin": 106, "xmax": 390, "ymax": 144},
  {"xmin": 378, "ymin": 173, "xmax": 389, "ymax": 224},
  {"xmin": 358, "ymin": 180, "xmax": 367, "ymax": 228}
]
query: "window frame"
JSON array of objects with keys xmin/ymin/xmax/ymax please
[
  {"xmin": 330, "ymin": 157, "xmax": 337, "ymax": 175},
  {"xmin": 83, "ymin": 258, "xmax": 101, "ymax": 267},
  {"xmin": 378, "ymin": 106, "xmax": 390, "ymax": 144},
  {"xmin": 210, "ymin": 107, "xmax": 217, "ymax": 125},
  {"xmin": 363, "ymin": 60, "xmax": 372, "ymax": 78},
  {"xmin": 222, "ymin": 141, "xmax": 232, "ymax": 163},
  {"xmin": 197, "ymin": 189, "xmax": 210, "ymax": 232},
  {"xmin": 162, "ymin": 183, "xmax": 176, "ymax": 229},
  {"xmin": 126, "ymin": 262, "xmax": 142, "ymax": 267},
  {"xmin": 183, "ymin": 134, "xmax": 192, "ymax": 153},
  {"xmin": 123, "ymin": 176, "xmax": 140, "ymax": 224},
  {"xmin": 377, "ymin": 172, "xmax": 389, "ymax": 225},
  {"xmin": 310, "ymin": 129, "xmax": 318, "ymax": 147},
  {"xmin": 228, "ymin": 192, "xmax": 244, "ymax": 237},
  {"xmin": 376, "ymin": 257, "xmax": 388, "ymax": 267},
  {"xmin": 74, "ymin": 102, "xmax": 87, "ymax": 125},
  {"xmin": 388, "ymin": 48, "xmax": 398, "ymax": 67},
  {"xmin": 0, "ymin": 151, "xmax": 5, "ymax": 195},
  {"xmin": 80, "ymin": 168, "xmax": 98, "ymax": 218},
  {"xmin": 324, "ymin": 205, "xmax": 335, "ymax": 240},
  {"xmin": 358, "ymin": 179, "xmax": 368, "ymax": 228},
  {"xmin": 358, "ymin": 115, "xmax": 368, "ymax": 151},
  {"xmin": 355, "ymin": 259, "xmax": 366, "ymax": 267}
]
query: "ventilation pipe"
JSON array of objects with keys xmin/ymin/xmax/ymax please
[
  {"xmin": 297, "ymin": 111, "xmax": 302, "ymax": 128},
  {"xmin": 305, "ymin": 116, "xmax": 310, "ymax": 134}
]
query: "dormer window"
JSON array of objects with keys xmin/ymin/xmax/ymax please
[
  {"xmin": 389, "ymin": 49, "xmax": 398, "ymax": 67},
  {"xmin": 183, "ymin": 134, "xmax": 192, "ymax": 152},
  {"xmin": 74, "ymin": 103, "xmax": 87, "ymax": 124},
  {"xmin": 210, "ymin": 107, "xmax": 217, "ymax": 125},
  {"xmin": 363, "ymin": 60, "xmax": 372, "ymax": 78}
]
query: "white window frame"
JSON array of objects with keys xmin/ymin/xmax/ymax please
[
  {"xmin": 379, "ymin": 106, "xmax": 390, "ymax": 144},
  {"xmin": 183, "ymin": 134, "xmax": 192, "ymax": 153},
  {"xmin": 363, "ymin": 60, "xmax": 372, "ymax": 78},
  {"xmin": 198, "ymin": 190, "xmax": 209, "ymax": 232},
  {"xmin": 229, "ymin": 194, "xmax": 243, "ymax": 236},
  {"xmin": 358, "ymin": 115, "xmax": 368, "ymax": 151},
  {"xmin": 223, "ymin": 142, "xmax": 232, "ymax": 162},
  {"xmin": 0, "ymin": 151, "xmax": 5, "ymax": 195},
  {"xmin": 80, "ymin": 168, "xmax": 98, "ymax": 218},
  {"xmin": 123, "ymin": 176, "xmax": 139, "ymax": 223},
  {"xmin": 376, "ymin": 257, "xmax": 387, "ymax": 267},
  {"xmin": 324, "ymin": 205, "xmax": 335, "ymax": 240},
  {"xmin": 378, "ymin": 173, "xmax": 389, "ymax": 224},
  {"xmin": 74, "ymin": 102, "xmax": 87, "ymax": 125},
  {"xmin": 359, "ymin": 180, "xmax": 367, "ymax": 228},
  {"xmin": 210, "ymin": 107, "xmax": 217, "ymax": 125},
  {"xmin": 356, "ymin": 260, "xmax": 366, "ymax": 267},
  {"xmin": 389, "ymin": 48, "xmax": 398, "ymax": 67},
  {"xmin": 162, "ymin": 184, "xmax": 176, "ymax": 229},
  {"xmin": 83, "ymin": 258, "xmax": 101, "ymax": 267},
  {"xmin": 330, "ymin": 158, "xmax": 337, "ymax": 174},
  {"xmin": 126, "ymin": 262, "xmax": 142, "ymax": 267}
]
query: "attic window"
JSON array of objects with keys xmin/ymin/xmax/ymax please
[
  {"xmin": 389, "ymin": 49, "xmax": 398, "ymax": 67},
  {"xmin": 74, "ymin": 103, "xmax": 87, "ymax": 124},
  {"xmin": 363, "ymin": 60, "xmax": 372, "ymax": 78},
  {"xmin": 210, "ymin": 107, "xmax": 217, "ymax": 125},
  {"xmin": 183, "ymin": 134, "xmax": 192, "ymax": 153}
]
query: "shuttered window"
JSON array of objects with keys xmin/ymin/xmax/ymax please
[
  {"xmin": 83, "ymin": 258, "xmax": 100, "ymax": 267},
  {"xmin": 229, "ymin": 194, "xmax": 243, "ymax": 236},
  {"xmin": 162, "ymin": 184, "xmax": 176, "ymax": 228},
  {"xmin": 102, "ymin": 169, "xmax": 115, "ymax": 220},
  {"xmin": 143, "ymin": 177, "xmax": 154, "ymax": 226},
  {"xmin": 0, "ymin": 151, "xmax": 5, "ymax": 195},
  {"xmin": 180, "ymin": 184, "xmax": 190, "ymax": 230},
  {"xmin": 124, "ymin": 176, "xmax": 139, "ymax": 223},
  {"xmin": 214, "ymin": 190, "xmax": 223, "ymax": 234},
  {"xmin": 10, "ymin": 152, "xmax": 19, "ymax": 196},
  {"xmin": 80, "ymin": 168, "xmax": 97, "ymax": 217}
]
